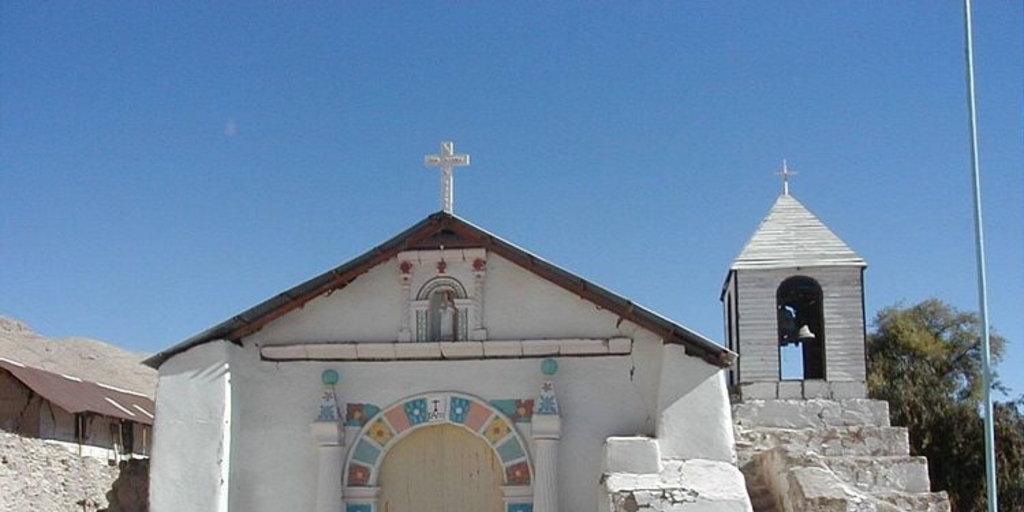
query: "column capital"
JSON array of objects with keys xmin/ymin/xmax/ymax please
[
  {"xmin": 532, "ymin": 414, "xmax": 561, "ymax": 440},
  {"xmin": 311, "ymin": 421, "xmax": 343, "ymax": 446}
]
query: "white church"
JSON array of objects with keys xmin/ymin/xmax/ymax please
[{"xmin": 145, "ymin": 143, "xmax": 949, "ymax": 512}]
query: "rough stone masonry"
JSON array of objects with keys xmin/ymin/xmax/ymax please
[{"xmin": 0, "ymin": 432, "xmax": 148, "ymax": 512}]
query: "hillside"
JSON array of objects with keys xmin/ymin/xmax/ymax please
[{"xmin": 0, "ymin": 316, "xmax": 156, "ymax": 398}]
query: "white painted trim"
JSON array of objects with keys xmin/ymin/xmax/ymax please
[
  {"xmin": 397, "ymin": 248, "xmax": 486, "ymax": 263},
  {"xmin": 260, "ymin": 338, "xmax": 633, "ymax": 361}
]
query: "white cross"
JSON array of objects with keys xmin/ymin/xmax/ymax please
[
  {"xmin": 424, "ymin": 141, "xmax": 470, "ymax": 214},
  {"xmin": 777, "ymin": 159, "xmax": 797, "ymax": 195}
]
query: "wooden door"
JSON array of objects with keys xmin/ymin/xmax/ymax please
[{"xmin": 378, "ymin": 424, "xmax": 504, "ymax": 512}]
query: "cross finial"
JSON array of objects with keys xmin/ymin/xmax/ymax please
[
  {"xmin": 425, "ymin": 141, "xmax": 471, "ymax": 214},
  {"xmin": 777, "ymin": 159, "xmax": 797, "ymax": 196}
]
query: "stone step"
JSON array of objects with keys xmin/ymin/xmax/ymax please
[
  {"xmin": 734, "ymin": 425, "xmax": 911, "ymax": 466},
  {"xmin": 821, "ymin": 455, "xmax": 932, "ymax": 494},
  {"xmin": 733, "ymin": 399, "xmax": 891, "ymax": 429}
]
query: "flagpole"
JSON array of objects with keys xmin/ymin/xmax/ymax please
[{"xmin": 962, "ymin": 1, "xmax": 997, "ymax": 510}]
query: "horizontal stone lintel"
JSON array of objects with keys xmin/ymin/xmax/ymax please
[{"xmin": 261, "ymin": 337, "xmax": 632, "ymax": 361}]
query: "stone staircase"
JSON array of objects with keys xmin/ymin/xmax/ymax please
[{"xmin": 733, "ymin": 399, "xmax": 951, "ymax": 512}]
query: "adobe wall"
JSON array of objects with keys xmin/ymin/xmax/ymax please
[{"xmin": 0, "ymin": 432, "xmax": 148, "ymax": 512}]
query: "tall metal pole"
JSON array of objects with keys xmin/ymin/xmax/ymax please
[{"xmin": 962, "ymin": 1, "xmax": 997, "ymax": 510}]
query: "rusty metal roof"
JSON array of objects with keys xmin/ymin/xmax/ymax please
[
  {"xmin": 145, "ymin": 212, "xmax": 736, "ymax": 369},
  {"xmin": 731, "ymin": 194, "xmax": 866, "ymax": 270},
  {"xmin": 0, "ymin": 358, "xmax": 154, "ymax": 425}
]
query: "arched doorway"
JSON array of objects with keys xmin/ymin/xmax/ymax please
[
  {"xmin": 378, "ymin": 424, "xmax": 504, "ymax": 512},
  {"xmin": 344, "ymin": 392, "xmax": 534, "ymax": 511}
]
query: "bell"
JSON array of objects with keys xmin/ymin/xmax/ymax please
[{"xmin": 797, "ymin": 325, "xmax": 816, "ymax": 340}]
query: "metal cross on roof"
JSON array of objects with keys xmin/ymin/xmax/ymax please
[
  {"xmin": 777, "ymin": 159, "xmax": 797, "ymax": 196},
  {"xmin": 424, "ymin": 141, "xmax": 470, "ymax": 214}
]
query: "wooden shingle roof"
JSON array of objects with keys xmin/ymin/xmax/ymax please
[{"xmin": 731, "ymin": 194, "xmax": 865, "ymax": 270}]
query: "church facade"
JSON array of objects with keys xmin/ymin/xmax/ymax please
[{"xmin": 145, "ymin": 212, "xmax": 748, "ymax": 512}]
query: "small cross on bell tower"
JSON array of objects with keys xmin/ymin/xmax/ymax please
[
  {"xmin": 777, "ymin": 159, "xmax": 797, "ymax": 196},
  {"xmin": 425, "ymin": 141, "xmax": 471, "ymax": 214}
]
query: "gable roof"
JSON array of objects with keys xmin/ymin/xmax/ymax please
[
  {"xmin": 145, "ymin": 212, "xmax": 734, "ymax": 369},
  {"xmin": 0, "ymin": 358, "xmax": 154, "ymax": 425},
  {"xmin": 731, "ymin": 194, "xmax": 866, "ymax": 271}
]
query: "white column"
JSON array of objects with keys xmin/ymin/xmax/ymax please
[
  {"xmin": 471, "ymin": 258, "xmax": 487, "ymax": 340},
  {"xmin": 398, "ymin": 261, "xmax": 413, "ymax": 342},
  {"xmin": 312, "ymin": 423, "xmax": 344, "ymax": 512},
  {"xmin": 533, "ymin": 359, "xmax": 561, "ymax": 512},
  {"xmin": 312, "ymin": 370, "xmax": 345, "ymax": 512}
]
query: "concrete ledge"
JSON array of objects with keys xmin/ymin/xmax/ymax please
[
  {"xmin": 355, "ymin": 343, "xmax": 396, "ymax": 360},
  {"xmin": 604, "ymin": 437, "xmax": 661, "ymax": 474},
  {"xmin": 260, "ymin": 338, "xmax": 633, "ymax": 361},
  {"xmin": 394, "ymin": 342, "xmax": 441, "ymax": 359},
  {"xmin": 733, "ymin": 399, "xmax": 890, "ymax": 429}
]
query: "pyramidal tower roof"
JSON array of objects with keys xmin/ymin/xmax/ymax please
[{"xmin": 731, "ymin": 193, "xmax": 865, "ymax": 270}]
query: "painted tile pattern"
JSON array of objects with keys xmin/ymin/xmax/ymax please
[
  {"xmin": 348, "ymin": 463, "xmax": 371, "ymax": 486},
  {"xmin": 345, "ymin": 403, "xmax": 380, "ymax": 427},
  {"xmin": 318, "ymin": 388, "xmax": 340, "ymax": 422},
  {"xmin": 536, "ymin": 381, "xmax": 559, "ymax": 415},
  {"xmin": 352, "ymin": 439, "xmax": 382, "ymax": 466},
  {"xmin": 403, "ymin": 398, "xmax": 428, "ymax": 426},
  {"xmin": 496, "ymin": 437, "xmax": 526, "ymax": 462},
  {"xmin": 508, "ymin": 504, "xmax": 534, "ymax": 512},
  {"xmin": 489, "ymin": 399, "xmax": 534, "ymax": 423},
  {"xmin": 347, "ymin": 393, "xmax": 532, "ymax": 488},
  {"xmin": 449, "ymin": 396, "xmax": 471, "ymax": 423},
  {"xmin": 368, "ymin": 418, "xmax": 394, "ymax": 446},
  {"xmin": 506, "ymin": 461, "xmax": 531, "ymax": 486},
  {"xmin": 463, "ymin": 401, "xmax": 493, "ymax": 431},
  {"xmin": 483, "ymin": 416, "xmax": 512, "ymax": 444},
  {"xmin": 347, "ymin": 505, "xmax": 372, "ymax": 512}
]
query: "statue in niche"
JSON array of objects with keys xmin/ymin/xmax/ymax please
[{"xmin": 428, "ymin": 289, "xmax": 458, "ymax": 341}]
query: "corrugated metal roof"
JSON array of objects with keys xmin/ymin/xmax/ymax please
[
  {"xmin": 732, "ymin": 194, "xmax": 865, "ymax": 270},
  {"xmin": 0, "ymin": 358, "xmax": 154, "ymax": 425},
  {"xmin": 145, "ymin": 212, "xmax": 736, "ymax": 369}
]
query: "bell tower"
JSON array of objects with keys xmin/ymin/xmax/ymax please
[{"xmin": 722, "ymin": 187, "xmax": 868, "ymax": 400}]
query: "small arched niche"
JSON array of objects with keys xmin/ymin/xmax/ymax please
[
  {"xmin": 776, "ymin": 276, "xmax": 825, "ymax": 380},
  {"xmin": 414, "ymin": 277, "xmax": 470, "ymax": 341}
]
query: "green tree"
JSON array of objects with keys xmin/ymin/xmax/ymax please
[{"xmin": 867, "ymin": 299, "xmax": 1024, "ymax": 512}]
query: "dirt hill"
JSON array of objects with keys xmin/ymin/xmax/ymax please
[{"xmin": 0, "ymin": 316, "xmax": 156, "ymax": 398}]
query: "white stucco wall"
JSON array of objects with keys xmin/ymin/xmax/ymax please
[
  {"xmin": 228, "ymin": 331, "xmax": 670, "ymax": 512},
  {"xmin": 159, "ymin": 249, "xmax": 732, "ymax": 512},
  {"xmin": 248, "ymin": 254, "xmax": 632, "ymax": 345},
  {"xmin": 150, "ymin": 340, "xmax": 235, "ymax": 512},
  {"xmin": 655, "ymin": 344, "xmax": 736, "ymax": 462}
]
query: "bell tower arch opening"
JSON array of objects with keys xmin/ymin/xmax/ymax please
[{"xmin": 776, "ymin": 276, "xmax": 825, "ymax": 380}]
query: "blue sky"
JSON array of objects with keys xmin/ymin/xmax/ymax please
[{"xmin": 2, "ymin": 3, "xmax": 1021, "ymax": 396}]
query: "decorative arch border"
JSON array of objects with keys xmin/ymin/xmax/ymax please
[
  {"xmin": 415, "ymin": 276, "xmax": 468, "ymax": 300},
  {"xmin": 344, "ymin": 391, "xmax": 533, "ymax": 489}
]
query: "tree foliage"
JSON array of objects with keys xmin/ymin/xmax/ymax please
[{"xmin": 867, "ymin": 299, "xmax": 1024, "ymax": 512}]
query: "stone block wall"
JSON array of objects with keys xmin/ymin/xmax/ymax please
[{"xmin": 0, "ymin": 432, "xmax": 148, "ymax": 512}]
